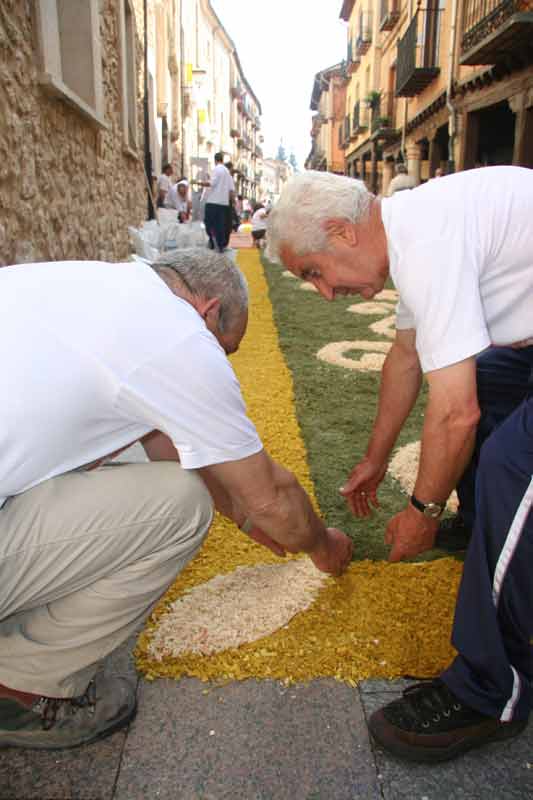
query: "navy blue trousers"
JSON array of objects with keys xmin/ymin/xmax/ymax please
[
  {"xmin": 442, "ymin": 371, "xmax": 533, "ymax": 721},
  {"xmin": 204, "ymin": 203, "xmax": 228, "ymax": 252},
  {"xmin": 458, "ymin": 346, "xmax": 533, "ymax": 526}
]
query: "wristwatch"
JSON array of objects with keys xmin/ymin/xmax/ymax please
[{"xmin": 410, "ymin": 494, "xmax": 445, "ymax": 519}]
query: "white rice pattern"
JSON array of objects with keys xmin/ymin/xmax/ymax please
[
  {"xmin": 148, "ymin": 559, "xmax": 326, "ymax": 659},
  {"xmin": 317, "ymin": 340, "xmax": 392, "ymax": 371}
]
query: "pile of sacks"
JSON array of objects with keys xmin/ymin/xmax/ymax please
[{"xmin": 128, "ymin": 209, "xmax": 209, "ymax": 262}]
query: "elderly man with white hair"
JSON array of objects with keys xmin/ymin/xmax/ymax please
[
  {"xmin": 0, "ymin": 248, "xmax": 351, "ymax": 750},
  {"xmin": 267, "ymin": 166, "xmax": 533, "ymax": 763}
]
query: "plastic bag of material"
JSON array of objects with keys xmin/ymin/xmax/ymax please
[{"xmin": 128, "ymin": 224, "xmax": 160, "ymax": 261}]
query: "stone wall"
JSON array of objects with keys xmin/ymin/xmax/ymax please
[{"xmin": 0, "ymin": 0, "xmax": 147, "ymax": 266}]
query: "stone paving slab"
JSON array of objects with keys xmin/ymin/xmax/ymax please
[
  {"xmin": 360, "ymin": 686, "xmax": 533, "ymax": 800},
  {"xmin": 115, "ymin": 677, "xmax": 381, "ymax": 800},
  {"xmin": 0, "ymin": 636, "xmax": 140, "ymax": 800}
]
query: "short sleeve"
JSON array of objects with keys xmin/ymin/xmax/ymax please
[
  {"xmin": 395, "ymin": 238, "xmax": 491, "ymax": 372},
  {"xmin": 115, "ymin": 331, "xmax": 263, "ymax": 468},
  {"xmin": 394, "ymin": 297, "xmax": 415, "ymax": 330}
]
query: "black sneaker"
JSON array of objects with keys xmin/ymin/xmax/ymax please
[
  {"xmin": 435, "ymin": 515, "xmax": 472, "ymax": 552},
  {"xmin": 369, "ymin": 679, "xmax": 527, "ymax": 763},
  {"xmin": 0, "ymin": 672, "xmax": 136, "ymax": 750}
]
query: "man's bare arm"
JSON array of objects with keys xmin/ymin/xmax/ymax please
[
  {"xmin": 140, "ymin": 432, "xmax": 315, "ymax": 560},
  {"xmin": 365, "ymin": 328, "xmax": 422, "ymax": 463},
  {"xmin": 341, "ymin": 328, "xmax": 422, "ymax": 515},
  {"xmin": 414, "ymin": 356, "xmax": 480, "ymax": 504},
  {"xmin": 385, "ymin": 356, "xmax": 480, "ymax": 562},
  {"xmin": 199, "ymin": 451, "xmax": 352, "ymax": 575}
]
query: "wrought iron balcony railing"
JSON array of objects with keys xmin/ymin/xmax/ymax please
[
  {"xmin": 370, "ymin": 92, "xmax": 397, "ymax": 136},
  {"xmin": 380, "ymin": 0, "xmax": 401, "ymax": 30},
  {"xmin": 460, "ymin": 0, "xmax": 533, "ymax": 64},
  {"xmin": 351, "ymin": 100, "xmax": 360, "ymax": 138},
  {"xmin": 344, "ymin": 114, "xmax": 351, "ymax": 143},
  {"xmin": 355, "ymin": 12, "xmax": 373, "ymax": 57},
  {"xmin": 396, "ymin": 7, "xmax": 442, "ymax": 97},
  {"xmin": 347, "ymin": 38, "xmax": 361, "ymax": 72}
]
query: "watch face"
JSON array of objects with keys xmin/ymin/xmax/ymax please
[{"xmin": 424, "ymin": 503, "xmax": 443, "ymax": 519}]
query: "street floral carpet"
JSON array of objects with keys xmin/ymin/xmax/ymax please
[{"xmin": 136, "ymin": 250, "xmax": 462, "ymax": 684}]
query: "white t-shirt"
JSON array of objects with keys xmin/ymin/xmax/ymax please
[
  {"xmin": 0, "ymin": 260, "xmax": 262, "ymax": 507},
  {"xmin": 204, "ymin": 164, "xmax": 235, "ymax": 206},
  {"xmin": 166, "ymin": 184, "xmax": 190, "ymax": 216},
  {"xmin": 381, "ymin": 166, "xmax": 533, "ymax": 373},
  {"xmin": 251, "ymin": 208, "xmax": 268, "ymax": 231},
  {"xmin": 157, "ymin": 173, "xmax": 171, "ymax": 195}
]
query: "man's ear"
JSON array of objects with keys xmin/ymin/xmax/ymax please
[
  {"xmin": 323, "ymin": 218, "xmax": 358, "ymax": 247},
  {"xmin": 197, "ymin": 296, "xmax": 221, "ymax": 329}
]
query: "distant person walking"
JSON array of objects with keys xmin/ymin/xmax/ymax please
[
  {"xmin": 251, "ymin": 203, "xmax": 268, "ymax": 249},
  {"xmin": 224, "ymin": 162, "xmax": 238, "ymax": 248},
  {"xmin": 197, "ymin": 153, "xmax": 235, "ymax": 252}
]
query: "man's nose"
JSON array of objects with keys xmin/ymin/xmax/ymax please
[{"xmin": 313, "ymin": 278, "xmax": 335, "ymax": 301}]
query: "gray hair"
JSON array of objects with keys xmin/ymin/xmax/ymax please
[
  {"xmin": 153, "ymin": 248, "xmax": 248, "ymax": 333},
  {"xmin": 266, "ymin": 170, "xmax": 373, "ymax": 263}
]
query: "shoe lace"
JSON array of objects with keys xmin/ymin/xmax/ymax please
[
  {"xmin": 402, "ymin": 679, "xmax": 462, "ymax": 727},
  {"xmin": 34, "ymin": 679, "xmax": 97, "ymax": 731}
]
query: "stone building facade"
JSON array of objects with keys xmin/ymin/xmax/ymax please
[
  {"xmin": 0, "ymin": 0, "xmax": 264, "ymax": 267},
  {"xmin": 0, "ymin": 0, "xmax": 148, "ymax": 266}
]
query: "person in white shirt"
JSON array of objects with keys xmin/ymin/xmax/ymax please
[
  {"xmin": 196, "ymin": 152, "xmax": 235, "ymax": 252},
  {"xmin": 167, "ymin": 178, "xmax": 192, "ymax": 222},
  {"xmin": 251, "ymin": 203, "xmax": 268, "ymax": 249},
  {"xmin": 0, "ymin": 248, "xmax": 351, "ymax": 750},
  {"xmin": 267, "ymin": 167, "xmax": 533, "ymax": 763},
  {"xmin": 157, "ymin": 163, "xmax": 173, "ymax": 207}
]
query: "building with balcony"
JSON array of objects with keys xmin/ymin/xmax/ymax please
[
  {"xmin": 305, "ymin": 63, "xmax": 347, "ymax": 173},
  {"xmin": 178, "ymin": 0, "xmax": 262, "ymax": 203},
  {"xmin": 454, "ymin": 0, "xmax": 533, "ymax": 170},
  {"xmin": 337, "ymin": 0, "xmax": 533, "ymax": 196},
  {"xmin": 340, "ymin": 0, "xmax": 385, "ymax": 190}
]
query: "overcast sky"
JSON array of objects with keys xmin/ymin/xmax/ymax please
[{"xmin": 210, "ymin": 0, "xmax": 347, "ymax": 169}]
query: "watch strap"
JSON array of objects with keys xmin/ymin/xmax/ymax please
[{"xmin": 410, "ymin": 494, "xmax": 444, "ymax": 518}]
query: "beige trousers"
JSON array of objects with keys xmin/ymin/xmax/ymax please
[{"xmin": 0, "ymin": 462, "xmax": 213, "ymax": 697}]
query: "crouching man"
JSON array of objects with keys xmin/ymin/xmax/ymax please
[{"xmin": 0, "ymin": 249, "xmax": 351, "ymax": 750}]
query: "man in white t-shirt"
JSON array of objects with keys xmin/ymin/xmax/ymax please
[
  {"xmin": 196, "ymin": 152, "xmax": 235, "ymax": 252},
  {"xmin": 251, "ymin": 203, "xmax": 268, "ymax": 248},
  {"xmin": 267, "ymin": 167, "xmax": 533, "ymax": 763},
  {"xmin": 0, "ymin": 248, "xmax": 351, "ymax": 750}
]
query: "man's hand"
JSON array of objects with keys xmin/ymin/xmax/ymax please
[
  {"xmin": 340, "ymin": 457, "xmax": 388, "ymax": 517},
  {"xmin": 308, "ymin": 528, "xmax": 353, "ymax": 576},
  {"xmin": 385, "ymin": 504, "xmax": 438, "ymax": 562}
]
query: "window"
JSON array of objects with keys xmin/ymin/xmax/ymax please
[
  {"xmin": 118, "ymin": 0, "xmax": 138, "ymax": 152},
  {"xmin": 35, "ymin": 0, "xmax": 105, "ymax": 125}
]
